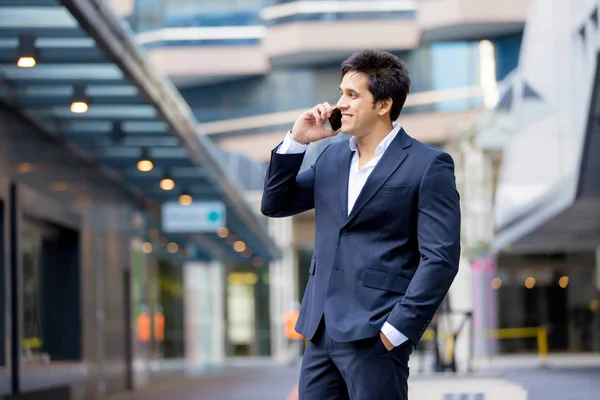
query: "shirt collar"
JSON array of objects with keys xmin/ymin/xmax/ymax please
[{"xmin": 348, "ymin": 122, "xmax": 401, "ymax": 156}]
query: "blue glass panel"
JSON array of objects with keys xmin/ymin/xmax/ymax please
[
  {"xmin": 133, "ymin": 0, "xmax": 165, "ymax": 32},
  {"xmin": 491, "ymin": 33, "xmax": 522, "ymax": 81},
  {"xmin": 429, "ymin": 42, "xmax": 480, "ymax": 90}
]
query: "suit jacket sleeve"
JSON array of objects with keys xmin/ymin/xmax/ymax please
[
  {"xmin": 261, "ymin": 143, "xmax": 330, "ymax": 218},
  {"xmin": 386, "ymin": 151, "xmax": 461, "ymax": 345}
]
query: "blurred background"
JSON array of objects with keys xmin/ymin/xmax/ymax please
[{"xmin": 0, "ymin": 0, "xmax": 598, "ymax": 399}]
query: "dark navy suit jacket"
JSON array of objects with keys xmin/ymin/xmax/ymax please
[{"xmin": 261, "ymin": 128, "xmax": 461, "ymax": 346}]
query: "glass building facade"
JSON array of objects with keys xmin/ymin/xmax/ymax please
[{"xmin": 177, "ymin": 36, "xmax": 522, "ymax": 132}]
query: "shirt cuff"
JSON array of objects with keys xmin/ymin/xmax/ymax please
[
  {"xmin": 381, "ymin": 322, "xmax": 409, "ymax": 347},
  {"xmin": 276, "ymin": 130, "xmax": 309, "ymax": 154}
]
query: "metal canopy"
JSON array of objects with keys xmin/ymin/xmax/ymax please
[{"xmin": 0, "ymin": 0, "xmax": 280, "ymax": 264}]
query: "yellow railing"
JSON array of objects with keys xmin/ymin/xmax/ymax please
[
  {"xmin": 422, "ymin": 326, "xmax": 549, "ymax": 367},
  {"xmin": 22, "ymin": 337, "xmax": 43, "ymax": 350},
  {"xmin": 483, "ymin": 327, "xmax": 548, "ymax": 366}
]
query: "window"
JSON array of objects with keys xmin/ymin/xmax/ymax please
[
  {"xmin": 21, "ymin": 217, "xmax": 81, "ymax": 363},
  {"xmin": 0, "ymin": 199, "xmax": 5, "ymax": 367}
]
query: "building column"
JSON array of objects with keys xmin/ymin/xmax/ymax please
[
  {"xmin": 594, "ymin": 247, "xmax": 600, "ymax": 352},
  {"xmin": 184, "ymin": 260, "xmax": 225, "ymax": 371},
  {"xmin": 268, "ymin": 216, "xmax": 298, "ymax": 363},
  {"xmin": 446, "ymin": 142, "xmax": 497, "ymax": 372}
]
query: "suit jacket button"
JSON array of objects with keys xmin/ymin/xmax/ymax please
[{"xmin": 340, "ymin": 229, "xmax": 348, "ymax": 236}]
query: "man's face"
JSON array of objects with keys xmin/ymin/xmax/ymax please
[{"xmin": 336, "ymin": 71, "xmax": 379, "ymax": 137}]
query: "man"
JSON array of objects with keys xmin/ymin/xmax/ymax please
[{"xmin": 261, "ymin": 49, "xmax": 461, "ymax": 400}]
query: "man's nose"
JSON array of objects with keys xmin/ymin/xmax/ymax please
[{"xmin": 336, "ymin": 97, "xmax": 348, "ymax": 109}]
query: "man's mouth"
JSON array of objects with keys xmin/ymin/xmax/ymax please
[{"xmin": 341, "ymin": 113, "xmax": 352, "ymax": 121}]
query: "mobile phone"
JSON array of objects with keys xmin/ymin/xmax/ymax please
[{"xmin": 324, "ymin": 107, "xmax": 342, "ymax": 131}]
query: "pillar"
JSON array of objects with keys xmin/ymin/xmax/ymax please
[
  {"xmin": 446, "ymin": 141, "xmax": 497, "ymax": 372},
  {"xmin": 184, "ymin": 260, "xmax": 225, "ymax": 371},
  {"xmin": 268, "ymin": 216, "xmax": 298, "ymax": 363},
  {"xmin": 594, "ymin": 247, "xmax": 600, "ymax": 352}
]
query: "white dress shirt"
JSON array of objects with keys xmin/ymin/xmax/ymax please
[{"xmin": 276, "ymin": 123, "xmax": 409, "ymax": 347}]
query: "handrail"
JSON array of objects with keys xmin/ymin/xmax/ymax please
[{"xmin": 422, "ymin": 326, "xmax": 549, "ymax": 368}]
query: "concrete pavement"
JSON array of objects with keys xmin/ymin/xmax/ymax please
[
  {"xmin": 107, "ymin": 355, "xmax": 600, "ymax": 400},
  {"xmin": 107, "ymin": 363, "xmax": 301, "ymax": 400}
]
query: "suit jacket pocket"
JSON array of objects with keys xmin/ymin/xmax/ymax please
[
  {"xmin": 362, "ymin": 269, "xmax": 410, "ymax": 294},
  {"xmin": 377, "ymin": 184, "xmax": 411, "ymax": 194}
]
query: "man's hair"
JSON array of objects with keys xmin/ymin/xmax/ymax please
[{"xmin": 341, "ymin": 49, "xmax": 410, "ymax": 121}]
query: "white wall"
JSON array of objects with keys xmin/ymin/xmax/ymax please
[{"xmin": 494, "ymin": 0, "xmax": 600, "ymax": 236}]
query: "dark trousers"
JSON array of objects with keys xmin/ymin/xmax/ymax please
[{"xmin": 299, "ymin": 319, "xmax": 412, "ymax": 400}]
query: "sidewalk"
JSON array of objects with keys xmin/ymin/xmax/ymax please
[
  {"xmin": 107, "ymin": 354, "xmax": 600, "ymax": 400},
  {"xmin": 107, "ymin": 362, "xmax": 301, "ymax": 400}
]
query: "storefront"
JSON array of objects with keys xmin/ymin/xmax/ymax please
[{"xmin": 0, "ymin": 1, "xmax": 279, "ymax": 399}]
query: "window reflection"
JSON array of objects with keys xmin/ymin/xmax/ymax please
[
  {"xmin": 20, "ymin": 217, "xmax": 81, "ymax": 364},
  {"xmin": 21, "ymin": 219, "xmax": 56, "ymax": 363}
]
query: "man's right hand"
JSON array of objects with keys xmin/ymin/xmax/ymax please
[{"xmin": 291, "ymin": 102, "xmax": 341, "ymax": 144}]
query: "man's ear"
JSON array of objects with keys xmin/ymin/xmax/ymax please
[{"xmin": 378, "ymin": 97, "xmax": 393, "ymax": 117}]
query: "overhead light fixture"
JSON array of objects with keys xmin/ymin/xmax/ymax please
[
  {"xmin": 252, "ymin": 257, "xmax": 264, "ymax": 268},
  {"xmin": 137, "ymin": 148, "xmax": 153, "ymax": 172},
  {"xmin": 490, "ymin": 277, "xmax": 502, "ymax": 290},
  {"xmin": 111, "ymin": 122, "xmax": 126, "ymax": 143},
  {"xmin": 17, "ymin": 35, "xmax": 36, "ymax": 68},
  {"xmin": 525, "ymin": 276, "xmax": 536, "ymax": 289},
  {"xmin": 167, "ymin": 242, "xmax": 179, "ymax": 254},
  {"xmin": 51, "ymin": 182, "xmax": 68, "ymax": 192},
  {"xmin": 160, "ymin": 171, "xmax": 175, "ymax": 191},
  {"xmin": 18, "ymin": 163, "xmax": 33, "ymax": 173},
  {"xmin": 558, "ymin": 276, "xmax": 569, "ymax": 289},
  {"xmin": 142, "ymin": 242, "xmax": 153, "ymax": 254},
  {"xmin": 217, "ymin": 227, "xmax": 229, "ymax": 238},
  {"xmin": 233, "ymin": 240, "xmax": 246, "ymax": 253},
  {"xmin": 70, "ymin": 85, "xmax": 88, "ymax": 114},
  {"xmin": 179, "ymin": 189, "xmax": 193, "ymax": 206}
]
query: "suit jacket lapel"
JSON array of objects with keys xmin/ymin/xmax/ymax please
[
  {"xmin": 343, "ymin": 128, "xmax": 412, "ymax": 228},
  {"xmin": 337, "ymin": 144, "xmax": 354, "ymax": 218}
]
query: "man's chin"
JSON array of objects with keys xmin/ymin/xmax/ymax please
[{"xmin": 341, "ymin": 123, "xmax": 354, "ymax": 135}]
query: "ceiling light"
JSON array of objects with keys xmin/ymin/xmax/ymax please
[
  {"xmin": 111, "ymin": 122, "xmax": 126, "ymax": 143},
  {"xmin": 17, "ymin": 35, "xmax": 36, "ymax": 68},
  {"xmin": 233, "ymin": 240, "xmax": 246, "ymax": 253},
  {"xmin": 179, "ymin": 191, "xmax": 193, "ymax": 206},
  {"xmin": 252, "ymin": 257, "xmax": 264, "ymax": 268},
  {"xmin": 217, "ymin": 227, "xmax": 229, "ymax": 238},
  {"xmin": 17, "ymin": 57, "xmax": 36, "ymax": 68},
  {"xmin": 51, "ymin": 182, "xmax": 68, "ymax": 192},
  {"xmin": 167, "ymin": 242, "xmax": 179, "ymax": 254},
  {"xmin": 558, "ymin": 276, "xmax": 569, "ymax": 288},
  {"xmin": 70, "ymin": 85, "xmax": 88, "ymax": 114},
  {"xmin": 160, "ymin": 171, "xmax": 175, "ymax": 191},
  {"xmin": 491, "ymin": 277, "xmax": 502, "ymax": 290},
  {"xmin": 525, "ymin": 277, "xmax": 536, "ymax": 289},
  {"xmin": 18, "ymin": 163, "xmax": 33, "ymax": 173},
  {"xmin": 142, "ymin": 242, "xmax": 153, "ymax": 254},
  {"xmin": 137, "ymin": 148, "xmax": 153, "ymax": 172}
]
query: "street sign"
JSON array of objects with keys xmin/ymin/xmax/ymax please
[{"xmin": 162, "ymin": 201, "xmax": 226, "ymax": 233}]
